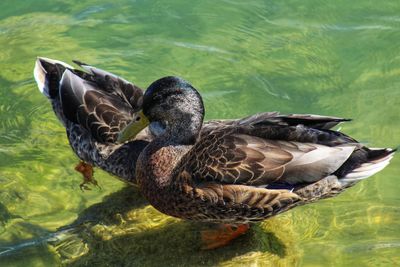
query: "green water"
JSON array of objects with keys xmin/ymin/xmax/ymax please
[{"xmin": 0, "ymin": 0, "xmax": 399, "ymax": 266}]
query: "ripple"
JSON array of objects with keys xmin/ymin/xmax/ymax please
[
  {"xmin": 259, "ymin": 17, "xmax": 394, "ymax": 31},
  {"xmin": 171, "ymin": 41, "xmax": 231, "ymax": 54},
  {"xmin": 344, "ymin": 241, "xmax": 400, "ymax": 253}
]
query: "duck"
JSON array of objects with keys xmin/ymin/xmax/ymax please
[
  {"xmin": 124, "ymin": 76, "xmax": 396, "ymax": 249},
  {"xmin": 34, "ymin": 57, "xmax": 151, "ymax": 189}
]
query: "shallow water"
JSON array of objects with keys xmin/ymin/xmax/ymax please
[{"xmin": 0, "ymin": 0, "xmax": 399, "ymax": 266}]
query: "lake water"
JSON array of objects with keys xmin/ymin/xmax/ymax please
[{"xmin": 0, "ymin": 0, "xmax": 399, "ymax": 266}]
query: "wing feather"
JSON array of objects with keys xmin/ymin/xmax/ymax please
[
  {"xmin": 192, "ymin": 183, "xmax": 301, "ymax": 221},
  {"xmin": 182, "ymin": 114, "xmax": 358, "ymax": 187},
  {"xmin": 60, "ymin": 68, "xmax": 143, "ymax": 143},
  {"xmin": 236, "ymin": 112, "xmax": 350, "ymax": 130}
]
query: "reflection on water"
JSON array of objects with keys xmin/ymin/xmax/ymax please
[{"xmin": 0, "ymin": 0, "xmax": 399, "ymax": 266}]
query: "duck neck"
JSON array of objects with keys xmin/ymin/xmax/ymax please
[
  {"xmin": 136, "ymin": 110, "xmax": 203, "ymax": 206},
  {"xmin": 135, "ymin": 137, "xmax": 191, "ymax": 212}
]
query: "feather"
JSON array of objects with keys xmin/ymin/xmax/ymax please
[{"xmin": 59, "ymin": 69, "xmax": 142, "ymax": 143}]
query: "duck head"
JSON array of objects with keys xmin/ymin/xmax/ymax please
[{"xmin": 118, "ymin": 76, "xmax": 204, "ymax": 145}]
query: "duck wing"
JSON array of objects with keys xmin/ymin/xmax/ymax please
[
  {"xmin": 200, "ymin": 112, "xmax": 350, "ymax": 138},
  {"xmin": 213, "ymin": 112, "xmax": 349, "ymax": 129},
  {"xmin": 59, "ymin": 62, "xmax": 143, "ymax": 143},
  {"xmin": 273, "ymin": 113, "xmax": 350, "ymax": 130},
  {"xmin": 182, "ymin": 113, "xmax": 358, "ymax": 187},
  {"xmin": 72, "ymin": 60, "xmax": 143, "ymax": 111}
]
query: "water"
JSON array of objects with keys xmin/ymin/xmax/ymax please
[{"xmin": 0, "ymin": 0, "xmax": 399, "ymax": 266}]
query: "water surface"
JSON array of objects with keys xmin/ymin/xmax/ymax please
[{"xmin": 0, "ymin": 0, "xmax": 399, "ymax": 266}]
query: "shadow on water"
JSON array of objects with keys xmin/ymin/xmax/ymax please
[
  {"xmin": 61, "ymin": 185, "xmax": 149, "ymax": 229},
  {"xmin": 0, "ymin": 183, "xmax": 300, "ymax": 266},
  {"xmin": 0, "ymin": 185, "xmax": 292, "ymax": 266},
  {"xmin": 55, "ymin": 186, "xmax": 289, "ymax": 266},
  {"xmin": 65, "ymin": 221, "xmax": 287, "ymax": 267}
]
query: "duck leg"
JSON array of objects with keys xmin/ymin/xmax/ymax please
[
  {"xmin": 74, "ymin": 161, "xmax": 98, "ymax": 190},
  {"xmin": 201, "ymin": 224, "xmax": 250, "ymax": 250}
]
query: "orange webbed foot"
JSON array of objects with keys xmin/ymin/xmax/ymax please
[
  {"xmin": 201, "ymin": 224, "xmax": 250, "ymax": 250},
  {"xmin": 74, "ymin": 161, "xmax": 99, "ymax": 191}
]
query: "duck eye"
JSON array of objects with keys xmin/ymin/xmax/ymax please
[{"xmin": 136, "ymin": 116, "xmax": 141, "ymax": 121}]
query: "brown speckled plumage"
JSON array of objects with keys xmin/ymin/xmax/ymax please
[
  {"xmin": 35, "ymin": 57, "xmax": 152, "ymax": 184},
  {"xmin": 136, "ymin": 76, "xmax": 396, "ymax": 224}
]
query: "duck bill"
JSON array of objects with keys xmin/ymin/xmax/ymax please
[{"xmin": 117, "ymin": 111, "xmax": 150, "ymax": 143}]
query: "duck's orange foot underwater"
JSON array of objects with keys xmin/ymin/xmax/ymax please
[
  {"xmin": 74, "ymin": 161, "xmax": 99, "ymax": 191},
  {"xmin": 201, "ymin": 224, "xmax": 250, "ymax": 250}
]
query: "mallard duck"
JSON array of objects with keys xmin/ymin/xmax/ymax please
[
  {"xmin": 125, "ymin": 76, "xmax": 396, "ymax": 249},
  {"xmin": 34, "ymin": 57, "xmax": 151, "ymax": 189}
]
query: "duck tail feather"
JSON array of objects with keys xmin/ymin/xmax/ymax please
[
  {"xmin": 339, "ymin": 148, "xmax": 396, "ymax": 186},
  {"xmin": 34, "ymin": 57, "xmax": 73, "ymax": 99}
]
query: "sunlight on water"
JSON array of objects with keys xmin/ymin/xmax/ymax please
[{"xmin": 0, "ymin": 0, "xmax": 399, "ymax": 266}]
